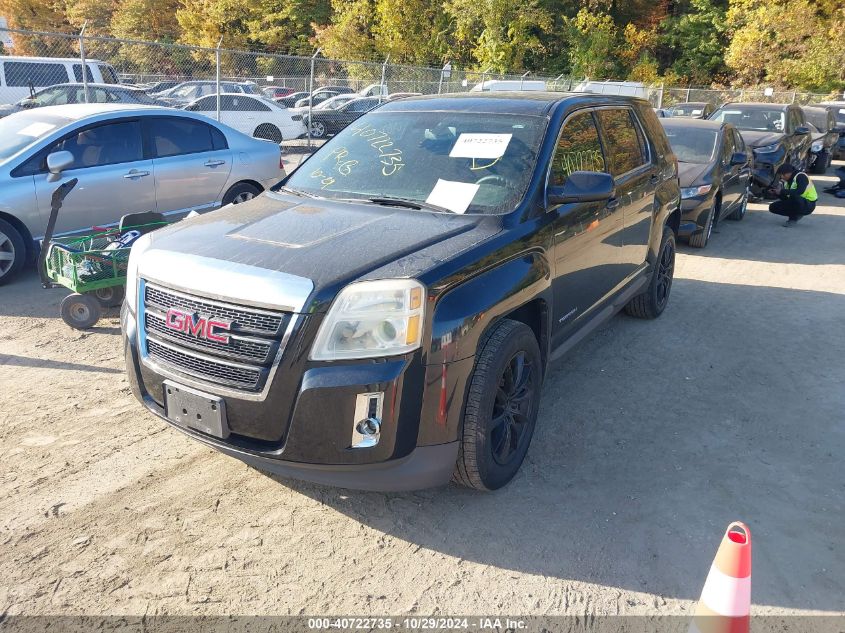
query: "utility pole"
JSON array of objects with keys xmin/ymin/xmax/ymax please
[{"xmin": 215, "ymin": 36, "xmax": 223, "ymax": 122}]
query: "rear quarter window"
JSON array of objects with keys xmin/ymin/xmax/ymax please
[
  {"xmin": 4, "ymin": 61, "xmax": 69, "ymax": 87},
  {"xmin": 596, "ymin": 108, "xmax": 649, "ymax": 177}
]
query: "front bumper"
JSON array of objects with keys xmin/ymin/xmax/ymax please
[
  {"xmin": 122, "ymin": 304, "xmax": 463, "ymax": 491},
  {"xmin": 678, "ymin": 194, "xmax": 715, "ymax": 238}
]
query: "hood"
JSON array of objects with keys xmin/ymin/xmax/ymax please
[
  {"xmin": 677, "ymin": 162, "xmax": 712, "ymax": 187},
  {"xmin": 141, "ymin": 191, "xmax": 501, "ymax": 310},
  {"xmin": 739, "ymin": 130, "xmax": 784, "ymax": 148},
  {"xmin": 0, "ymin": 104, "xmax": 19, "ymax": 118}
]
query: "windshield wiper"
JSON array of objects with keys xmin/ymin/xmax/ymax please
[
  {"xmin": 276, "ymin": 185, "xmax": 319, "ymax": 199},
  {"xmin": 367, "ymin": 196, "xmax": 455, "ymax": 214}
]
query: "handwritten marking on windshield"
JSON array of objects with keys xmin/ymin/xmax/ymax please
[{"xmin": 349, "ymin": 122, "xmax": 407, "ymax": 176}]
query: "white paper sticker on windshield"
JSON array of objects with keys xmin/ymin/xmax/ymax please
[
  {"xmin": 18, "ymin": 122, "xmax": 56, "ymax": 137},
  {"xmin": 450, "ymin": 133, "xmax": 512, "ymax": 159},
  {"xmin": 426, "ymin": 179, "xmax": 480, "ymax": 214}
]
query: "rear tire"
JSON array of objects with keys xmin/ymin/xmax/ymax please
[
  {"xmin": 60, "ymin": 293, "xmax": 100, "ymax": 329},
  {"xmin": 453, "ymin": 319, "xmax": 542, "ymax": 491},
  {"xmin": 222, "ymin": 182, "xmax": 261, "ymax": 205},
  {"xmin": 0, "ymin": 218, "xmax": 26, "ymax": 286},
  {"xmin": 253, "ymin": 123, "xmax": 283, "ymax": 144},
  {"xmin": 624, "ymin": 226, "xmax": 675, "ymax": 319},
  {"xmin": 91, "ymin": 285, "xmax": 125, "ymax": 308}
]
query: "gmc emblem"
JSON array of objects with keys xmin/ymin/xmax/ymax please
[{"xmin": 165, "ymin": 308, "xmax": 232, "ymax": 344}]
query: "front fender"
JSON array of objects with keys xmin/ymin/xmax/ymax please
[{"xmin": 427, "ymin": 251, "xmax": 551, "ymax": 367}]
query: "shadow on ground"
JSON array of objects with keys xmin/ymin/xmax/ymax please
[{"xmin": 264, "ymin": 279, "xmax": 845, "ymax": 611}]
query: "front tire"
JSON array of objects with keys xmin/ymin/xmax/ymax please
[
  {"xmin": 310, "ymin": 121, "xmax": 326, "ymax": 139},
  {"xmin": 624, "ymin": 225, "xmax": 675, "ymax": 319},
  {"xmin": 453, "ymin": 319, "xmax": 542, "ymax": 491},
  {"xmin": 222, "ymin": 182, "xmax": 261, "ymax": 205},
  {"xmin": 0, "ymin": 218, "xmax": 26, "ymax": 286},
  {"xmin": 60, "ymin": 293, "xmax": 100, "ymax": 329},
  {"xmin": 689, "ymin": 199, "xmax": 716, "ymax": 248}
]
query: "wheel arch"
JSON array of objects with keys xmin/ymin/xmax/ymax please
[{"xmin": 0, "ymin": 210, "xmax": 35, "ymax": 259}]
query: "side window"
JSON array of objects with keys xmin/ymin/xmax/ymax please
[
  {"xmin": 54, "ymin": 121, "xmax": 143, "ymax": 169},
  {"xmin": 220, "ymin": 95, "xmax": 238, "ymax": 111},
  {"xmin": 98, "ymin": 65, "xmax": 119, "ymax": 84},
  {"xmin": 72, "ymin": 64, "xmax": 95, "ymax": 83},
  {"xmin": 733, "ymin": 129, "xmax": 745, "ymax": 153},
  {"xmin": 148, "ymin": 117, "xmax": 216, "ymax": 157},
  {"xmin": 721, "ymin": 130, "xmax": 734, "ymax": 163},
  {"xmin": 5, "ymin": 61, "xmax": 68, "ymax": 87},
  {"xmin": 549, "ymin": 110, "xmax": 606, "ymax": 186},
  {"xmin": 190, "ymin": 96, "xmax": 216, "ymax": 111},
  {"xmin": 596, "ymin": 109, "xmax": 648, "ymax": 177}
]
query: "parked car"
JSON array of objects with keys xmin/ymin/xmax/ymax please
[
  {"xmin": 263, "ymin": 86, "xmax": 297, "ymax": 99},
  {"xmin": 660, "ymin": 118, "xmax": 751, "ymax": 248},
  {"xmin": 709, "ymin": 102, "xmax": 812, "ymax": 197},
  {"xmin": 816, "ymin": 101, "xmax": 845, "ymax": 159},
  {"xmin": 471, "ymin": 79, "xmax": 548, "ymax": 92},
  {"xmin": 0, "ymin": 83, "xmax": 163, "ymax": 118},
  {"xmin": 654, "ymin": 108, "xmax": 673, "ymax": 118},
  {"xmin": 142, "ymin": 80, "xmax": 182, "ymax": 95},
  {"xmin": 184, "ymin": 94, "xmax": 306, "ymax": 142},
  {"xmin": 667, "ymin": 102, "xmax": 715, "ymax": 119},
  {"xmin": 289, "ymin": 93, "xmax": 359, "ymax": 116},
  {"xmin": 275, "ymin": 91, "xmax": 310, "ymax": 108},
  {"xmin": 0, "ymin": 56, "xmax": 120, "ymax": 104},
  {"xmin": 154, "ymin": 80, "xmax": 259, "ymax": 106},
  {"xmin": 121, "ymin": 92, "xmax": 681, "ymax": 492},
  {"xmin": 0, "ymin": 104, "xmax": 285, "ymax": 285},
  {"xmin": 386, "ymin": 92, "xmax": 422, "ymax": 101},
  {"xmin": 293, "ymin": 86, "xmax": 357, "ymax": 108},
  {"xmin": 802, "ymin": 105, "xmax": 839, "ymax": 173},
  {"xmin": 306, "ymin": 97, "xmax": 382, "ymax": 138}
]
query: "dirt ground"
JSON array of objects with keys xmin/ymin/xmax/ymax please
[{"xmin": 1, "ymin": 165, "xmax": 843, "ymax": 622}]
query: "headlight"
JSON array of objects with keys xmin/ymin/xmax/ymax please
[
  {"xmin": 681, "ymin": 184, "xmax": 712, "ymax": 199},
  {"xmin": 811, "ymin": 141, "xmax": 823, "ymax": 152},
  {"xmin": 125, "ymin": 232, "xmax": 153, "ymax": 314},
  {"xmin": 310, "ymin": 279, "xmax": 425, "ymax": 360},
  {"xmin": 753, "ymin": 143, "xmax": 780, "ymax": 154}
]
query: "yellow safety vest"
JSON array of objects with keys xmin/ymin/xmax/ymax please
[{"xmin": 787, "ymin": 172, "xmax": 818, "ymax": 202}]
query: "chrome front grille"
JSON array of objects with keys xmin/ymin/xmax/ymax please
[{"xmin": 142, "ymin": 282, "xmax": 292, "ymax": 392}]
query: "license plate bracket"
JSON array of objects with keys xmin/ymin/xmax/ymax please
[{"xmin": 163, "ymin": 381, "xmax": 229, "ymax": 439}]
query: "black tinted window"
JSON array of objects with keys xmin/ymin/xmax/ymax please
[
  {"xmin": 597, "ymin": 109, "xmax": 647, "ymax": 177},
  {"xmin": 72, "ymin": 64, "xmax": 95, "ymax": 82},
  {"xmin": 550, "ymin": 111, "xmax": 606, "ymax": 186},
  {"xmin": 98, "ymin": 65, "xmax": 119, "ymax": 84},
  {"xmin": 149, "ymin": 118, "xmax": 216, "ymax": 157},
  {"xmin": 55, "ymin": 121, "xmax": 143, "ymax": 168},
  {"xmin": 4, "ymin": 61, "xmax": 68, "ymax": 87}
]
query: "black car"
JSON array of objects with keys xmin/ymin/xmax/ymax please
[
  {"xmin": 667, "ymin": 102, "xmax": 715, "ymax": 119},
  {"xmin": 708, "ymin": 102, "xmax": 812, "ymax": 197},
  {"xmin": 121, "ymin": 92, "xmax": 681, "ymax": 491},
  {"xmin": 802, "ymin": 106, "xmax": 839, "ymax": 173},
  {"xmin": 306, "ymin": 97, "xmax": 382, "ymax": 137},
  {"xmin": 661, "ymin": 118, "xmax": 751, "ymax": 248},
  {"xmin": 0, "ymin": 83, "xmax": 162, "ymax": 118},
  {"xmin": 817, "ymin": 102, "xmax": 845, "ymax": 159}
]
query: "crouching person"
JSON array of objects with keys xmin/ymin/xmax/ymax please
[{"xmin": 768, "ymin": 163, "xmax": 817, "ymax": 227}]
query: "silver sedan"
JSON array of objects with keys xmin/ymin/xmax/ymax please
[{"xmin": 0, "ymin": 103, "xmax": 285, "ymax": 284}]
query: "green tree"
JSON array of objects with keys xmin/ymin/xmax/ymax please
[
  {"xmin": 661, "ymin": 0, "xmax": 728, "ymax": 84},
  {"xmin": 246, "ymin": 0, "xmax": 331, "ymax": 55},
  {"xmin": 0, "ymin": 0, "xmax": 71, "ymax": 54},
  {"xmin": 315, "ymin": 0, "xmax": 379, "ymax": 60},
  {"xmin": 373, "ymin": 0, "xmax": 448, "ymax": 65},
  {"xmin": 564, "ymin": 8, "xmax": 619, "ymax": 78}
]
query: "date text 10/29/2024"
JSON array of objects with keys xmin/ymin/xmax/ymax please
[{"xmin": 307, "ymin": 617, "xmax": 527, "ymax": 630}]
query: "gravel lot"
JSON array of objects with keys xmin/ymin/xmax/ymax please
[{"xmin": 1, "ymin": 165, "xmax": 843, "ymax": 621}]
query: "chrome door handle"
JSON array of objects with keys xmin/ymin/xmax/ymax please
[
  {"xmin": 123, "ymin": 170, "xmax": 150, "ymax": 179},
  {"xmin": 204, "ymin": 160, "xmax": 226, "ymax": 167}
]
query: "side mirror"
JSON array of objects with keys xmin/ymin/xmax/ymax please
[
  {"xmin": 795, "ymin": 125, "xmax": 810, "ymax": 135},
  {"xmin": 46, "ymin": 150, "xmax": 74, "ymax": 183},
  {"xmin": 730, "ymin": 151, "xmax": 748, "ymax": 166},
  {"xmin": 548, "ymin": 171, "xmax": 615, "ymax": 205}
]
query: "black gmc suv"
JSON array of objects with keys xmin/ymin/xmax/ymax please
[{"xmin": 122, "ymin": 93, "xmax": 681, "ymax": 491}]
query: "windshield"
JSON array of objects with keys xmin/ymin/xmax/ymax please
[
  {"xmin": 662, "ymin": 126, "xmax": 718, "ymax": 163},
  {"xmin": 171, "ymin": 84, "xmax": 200, "ymax": 98},
  {"xmin": 670, "ymin": 105, "xmax": 705, "ymax": 117},
  {"xmin": 0, "ymin": 112, "xmax": 68, "ymax": 162},
  {"xmin": 710, "ymin": 108, "xmax": 785, "ymax": 132},
  {"xmin": 284, "ymin": 111, "xmax": 546, "ymax": 215},
  {"xmin": 803, "ymin": 111, "xmax": 828, "ymax": 131}
]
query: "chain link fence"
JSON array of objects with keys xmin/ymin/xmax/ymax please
[{"xmin": 0, "ymin": 26, "xmax": 835, "ymax": 157}]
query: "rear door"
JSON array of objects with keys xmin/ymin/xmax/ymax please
[
  {"xmin": 595, "ymin": 107, "xmax": 654, "ymax": 279},
  {"xmin": 718, "ymin": 129, "xmax": 740, "ymax": 213},
  {"xmin": 732, "ymin": 129, "xmax": 751, "ymax": 196},
  {"xmin": 548, "ymin": 108, "xmax": 621, "ymax": 344},
  {"xmin": 145, "ymin": 116, "xmax": 233, "ymax": 216},
  {"xmin": 32, "ymin": 119, "xmax": 156, "ymax": 235}
]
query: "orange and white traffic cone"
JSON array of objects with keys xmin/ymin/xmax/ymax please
[{"xmin": 689, "ymin": 521, "xmax": 752, "ymax": 633}]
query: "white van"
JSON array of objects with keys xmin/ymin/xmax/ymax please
[
  {"xmin": 470, "ymin": 79, "xmax": 548, "ymax": 92},
  {"xmin": 572, "ymin": 80, "xmax": 649, "ymax": 99},
  {"xmin": 0, "ymin": 57, "xmax": 120, "ymax": 104}
]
